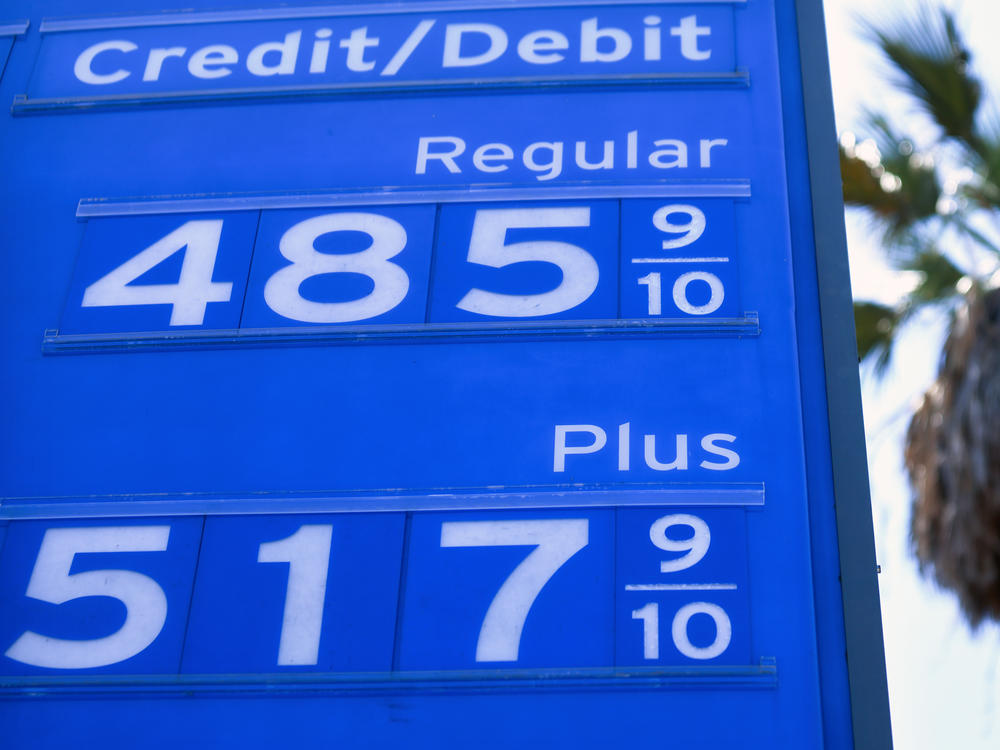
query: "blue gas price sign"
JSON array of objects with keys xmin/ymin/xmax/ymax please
[
  {"xmin": 0, "ymin": 1, "xmax": 890, "ymax": 749},
  {"xmin": 22, "ymin": 5, "xmax": 738, "ymax": 103},
  {"xmin": 0, "ymin": 505, "xmax": 749, "ymax": 676},
  {"xmin": 57, "ymin": 197, "xmax": 739, "ymax": 337}
]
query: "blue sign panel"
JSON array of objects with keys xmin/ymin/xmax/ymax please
[
  {"xmin": 0, "ymin": 518, "xmax": 203, "ymax": 676},
  {"xmin": 0, "ymin": 1, "xmax": 889, "ymax": 748},
  {"xmin": 242, "ymin": 205, "xmax": 438, "ymax": 328},
  {"xmin": 183, "ymin": 513, "xmax": 405, "ymax": 673},
  {"xmin": 60, "ymin": 212, "xmax": 259, "ymax": 333},
  {"xmin": 0, "ymin": 22, "xmax": 28, "ymax": 82},
  {"xmin": 59, "ymin": 197, "xmax": 746, "ymax": 338},
  {"xmin": 399, "ymin": 508, "xmax": 617, "ymax": 670},
  {"xmin": 25, "ymin": 5, "xmax": 738, "ymax": 104},
  {"xmin": 0, "ymin": 503, "xmax": 750, "ymax": 679},
  {"xmin": 616, "ymin": 507, "xmax": 751, "ymax": 667}
]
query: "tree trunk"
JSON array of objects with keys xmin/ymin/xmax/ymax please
[{"xmin": 906, "ymin": 287, "xmax": 1000, "ymax": 625}]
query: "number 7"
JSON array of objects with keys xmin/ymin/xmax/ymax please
[{"xmin": 440, "ymin": 519, "xmax": 588, "ymax": 662}]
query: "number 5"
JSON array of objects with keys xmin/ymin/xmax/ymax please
[
  {"xmin": 456, "ymin": 208, "xmax": 599, "ymax": 318},
  {"xmin": 440, "ymin": 519, "xmax": 588, "ymax": 662},
  {"xmin": 5, "ymin": 526, "xmax": 170, "ymax": 669}
]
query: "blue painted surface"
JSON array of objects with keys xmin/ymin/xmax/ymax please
[
  {"xmin": 0, "ymin": 517, "xmax": 203, "ymax": 676},
  {"xmin": 60, "ymin": 212, "xmax": 259, "ymax": 334},
  {"xmin": 0, "ymin": 506, "xmax": 752, "ymax": 679},
  {"xmin": 0, "ymin": 39, "xmax": 14, "ymax": 83},
  {"xmin": 27, "ymin": 4, "xmax": 737, "ymax": 101},
  {"xmin": 0, "ymin": 22, "xmax": 26, "ymax": 85},
  {"xmin": 398, "ymin": 508, "xmax": 615, "ymax": 669},
  {"xmin": 243, "ymin": 205, "xmax": 437, "ymax": 328},
  {"xmin": 182, "ymin": 513, "xmax": 405, "ymax": 673},
  {"xmin": 773, "ymin": 0, "xmax": 859, "ymax": 745},
  {"xmin": 428, "ymin": 200, "xmax": 619, "ymax": 322},
  {"xmin": 58, "ymin": 197, "xmax": 739, "ymax": 339},
  {"xmin": 620, "ymin": 197, "xmax": 740, "ymax": 318},
  {"xmin": 615, "ymin": 507, "xmax": 750, "ymax": 667},
  {"xmin": 0, "ymin": 0, "xmax": 866, "ymax": 747}
]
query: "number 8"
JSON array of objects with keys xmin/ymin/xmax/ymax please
[{"xmin": 264, "ymin": 212, "xmax": 410, "ymax": 323}]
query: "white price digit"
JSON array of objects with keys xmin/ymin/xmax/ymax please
[
  {"xmin": 264, "ymin": 212, "xmax": 409, "ymax": 323},
  {"xmin": 652, "ymin": 204, "xmax": 706, "ymax": 249},
  {"xmin": 631, "ymin": 602, "xmax": 660, "ymax": 659},
  {"xmin": 638, "ymin": 271, "xmax": 724, "ymax": 318},
  {"xmin": 5, "ymin": 526, "xmax": 170, "ymax": 669},
  {"xmin": 81, "ymin": 220, "xmax": 231, "ymax": 325},
  {"xmin": 456, "ymin": 207, "xmax": 599, "ymax": 317},
  {"xmin": 650, "ymin": 514, "xmax": 711, "ymax": 573},
  {"xmin": 671, "ymin": 602, "xmax": 731, "ymax": 659},
  {"xmin": 633, "ymin": 601, "xmax": 732, "ymax": 660},
  {"xmin": 258, "ymin": 524, "xmax": 334, "ymax": 666},
  {"xmin": 440, "ymin": 518, "xmax": 588, "ymax": 662},
  {"xmin": 673, "ymin": 271, "xmax": 724, "ymax": 315},
  {"xmin": 637, "ymin": 271, "xmax": 662, "ymax": 315}
]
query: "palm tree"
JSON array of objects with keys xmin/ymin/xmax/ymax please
[{"xmin": 843, "ymin": 6, "xmax": 1000, "ymax": 626}]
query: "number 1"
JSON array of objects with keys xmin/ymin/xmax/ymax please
[
  {"xmin": 637, "ymin": 272, "xmax": 662, "ymax": 315},
  {"xmin": 632, "ymin": 602, "xmax": 659, "ymax": 659},
  {"xmin": 258, "ymin": 525, "xmax": 333, "ymax": 666}
]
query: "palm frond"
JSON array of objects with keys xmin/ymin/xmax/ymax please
[
  {"xmin": 879, "ymin": 229, "xmax": 937, "ymax": 270},
  {"xmin": 851, "ymin": 5, "xmax": 1000, "ymax": 629},
  {"xmin": 854, "ymin": 301, "xmax": 900, "ymax": 374},
  {"xmin": 840, "ymin": 120, "xmax": 941, "ymax": 239},
  {"xmin": 866, "ymin": 7, "xmax": 984, "ymax": 152},
  {"xmin": 902, "ymin": 250, "xmax": 966, "ymax": 306},
  {"xmin": 961, "ymin": 136, "xmax": 1000, "ymax": 210}
]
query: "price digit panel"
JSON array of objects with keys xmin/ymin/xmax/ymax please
[
  {"xmin": 0, "ymin": 505, "xmax": 751, "ymax": 680},
  {"xmin": 57, "ymin": 196, "xmax": 744, "ymax": 339}
]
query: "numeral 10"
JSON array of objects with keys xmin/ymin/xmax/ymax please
[
  {"xmin": 634, "ymin": 204, "xmax": 728, "ymax": 317},
  {"xmin": 627, "ymin": 513, "xmax": 736, "ymax": 662}
]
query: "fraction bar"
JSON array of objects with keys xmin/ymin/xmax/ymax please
[
  {"xmin": 624, "ymin": 583, "xmax": 738, "ymax": 591},
  {"xmin": 630, "ymin": 257, "xmax": 731, "ymax": 263}
]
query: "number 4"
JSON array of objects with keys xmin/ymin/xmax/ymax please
[
  {"xmin": 440, "ymin": 519, "xmax": 588, "ymax": 662},
  {"xmin": 82, "ymin": 220, "xmax": 232, "ymax": 326}
]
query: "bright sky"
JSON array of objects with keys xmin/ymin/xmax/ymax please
[{"xmin": 824, "ymin": 0, "xmax": 1000, "ymax": 747}]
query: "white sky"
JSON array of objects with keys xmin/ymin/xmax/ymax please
[{"xmin": 824, "ymin": 0, "xmax": 1000, "ymax": 747}]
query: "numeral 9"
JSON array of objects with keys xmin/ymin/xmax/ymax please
[
  {"xmin": 649, "ymin": 514, "xmax": 710, "ymax": 573},
  {"xmin": 652, "ymin": 205, "xmax": 706, "ymax": 249}
]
